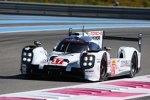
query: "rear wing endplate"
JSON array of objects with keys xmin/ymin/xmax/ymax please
[{"xmin": 103, "ymin": 33, "xmax": 142, "ymax": 52}]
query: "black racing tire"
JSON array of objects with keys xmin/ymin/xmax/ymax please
[
  {"xmin": 127, "ymin": 52, "xmax": 138, "ymax": 78},
  {"xmin": 21, "ymin": 68, "xmax": 32, "ymax": 78},
  {"xmin": 21, "ymin": 66, "xmax": 29, "ymax": 76},
  {"xmin": 99, "ymin": 53, "xmax": 108, "ymax": 82},
  {"xmin": 25, "ymin": 68, "xmax": 34, "ymax": 78},
  {"xmin": 21, "ymin": 66, "xmax": 39, "ymax": 79}
]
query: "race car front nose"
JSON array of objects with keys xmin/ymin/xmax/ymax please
[
  {"xmin": 50, "ymin": 56, "xmax": 70, "ymax": 63},
  {"xmin": 80, "ymin": 53, "xmax": 95, "ymax": 69}
]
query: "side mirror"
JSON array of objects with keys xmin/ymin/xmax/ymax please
[
  {"xmin": 104, "ymin": 46, "xmax": 111, "ymax": 51},
  {"xmin": 53, "ymin": 46, "xmax": 57, "ymax": 51},
  {"xmin": 34, "ymin": 41, "xmax": 42, "ymax": 47}
]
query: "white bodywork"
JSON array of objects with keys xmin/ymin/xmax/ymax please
[{"xmin": 21, "ymin": 30, "xmax": 141, "ymax": 81}]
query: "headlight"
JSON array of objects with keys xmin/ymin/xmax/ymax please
[
  {"xmin": 22, "ymin": 52, "xmax": 32, "ymax": 63},
  {"xmin": 28, "ymin": 53, "xmax": 32, "ymax": 57},
  {"xmin": 83, "ymin": 55, "xmax": 94, "ymax": 67},
  {"xmin": 88, "ymin": 62, "xmax": 92, "ymax": 66},
  {"xmin": 23, "ymin": 53, "xmax": 27, "ymax": 56},
  {"xmin": 84, "ymin": 57, "xmax": 88, "ymax": 61},
  {"xmin": 22, "ymin": 46, "xmax": 33, "ymax": 63},
  {"xmin": 27, "ymin": 58, "xmax": 31, "ymax": 62},
  {"xmin": 83, "ymin": 62, "xmax": 87, "ymax": 66},
  {"xmin": 23, "ymin": 58, "xmax": 27, "ymax": 61},
  {"xmin": 80, "ymin": 54, "xmax": 95, "ymax": 69},
  {"xmin": 89, "ymin": 56, "xmax": 93, "ymax": 61}
]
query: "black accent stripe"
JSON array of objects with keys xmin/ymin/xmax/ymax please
[{"xmin": 103, "ymin": 36, "xmax": 139, "ymax": 42}]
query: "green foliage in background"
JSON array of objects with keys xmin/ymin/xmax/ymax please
[{"xmin": 8, "ymin": 0, "xmax": 150, "ymax": 7}]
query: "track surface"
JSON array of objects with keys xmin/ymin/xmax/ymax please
[{"xmin": 0, "ymin": 28, "xmax": 150, "ymax": 95}]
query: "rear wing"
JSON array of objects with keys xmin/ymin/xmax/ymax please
[
  {"xmin": 103, "ymin": 33, "xmax": 142, "ymax": 52},
  {"xmin": 67, "ymin": 28, "xmax": 142, "ymax": 52}
]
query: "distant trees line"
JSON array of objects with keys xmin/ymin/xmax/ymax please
[{"xmin": 7, "ymin": 0, "xmax": 150, "ymax": 7}]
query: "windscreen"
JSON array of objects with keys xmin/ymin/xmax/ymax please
[{"xmin": 55, "ymin": 40, "xmax": 88, "ymax": 53}]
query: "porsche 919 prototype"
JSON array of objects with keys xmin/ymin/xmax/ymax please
[{"xmin": 20, "ymin": 29, "xmax": 142, "ymax": 81}]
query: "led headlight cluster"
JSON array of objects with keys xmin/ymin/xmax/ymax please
[
  {"xmin": 22, "ymin": 47, "xmax": 33, "ymax": 63},
  {"xmin": 80, "ymin": 54, "xmax": 95, "ymax": 69}
]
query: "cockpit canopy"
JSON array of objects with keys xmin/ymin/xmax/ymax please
[{"xmin": 54, "ymin": 37, "xmax": 100, "ymax": 53}]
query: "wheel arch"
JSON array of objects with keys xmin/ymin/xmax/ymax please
[
  {"xmin": 99, "ymin": 52, "xmax": 109, "ymax": 81},
  {"xmin": 118, "ymin": 47, "xmax": 138, "ymax": 60},
  {"xmin": 81, "ymin": 50, "xmax": 109, "ymax": 81},
  {"xmin": 118, "ymin": 46, "xmax": 141, "ymax": 72}
]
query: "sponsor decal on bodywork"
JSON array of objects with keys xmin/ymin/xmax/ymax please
[
  {"xmin": 88, "ymin": 31, "xmax": 103, "ymax": 36},
  {"xmin": 120, "ymin": 60, "xmax": 131, "ymax": 67},
  {"xmin": 111, "ymin": 59, "xmax": 116, "ymax": 76},
  {"xmin": 88, "ymin": 31, "xmax": 103, "ymax": 41}
]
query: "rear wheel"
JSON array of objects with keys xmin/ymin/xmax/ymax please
[
  {"xmin": 127, "ymin": 52, "xmax": 138, "ymax": 78},
  {"xmin": 99, "ymin": 53, "xmax": 108, "ymax": 81}
]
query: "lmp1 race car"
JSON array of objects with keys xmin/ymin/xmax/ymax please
[{"xmin": 20, "ymin": 28, "xmax": 142, "ymax": 82}]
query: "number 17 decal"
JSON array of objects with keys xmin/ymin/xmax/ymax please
[{"xmin": 52, "ymin": 58, "xmax": 64, "ymax": 64}]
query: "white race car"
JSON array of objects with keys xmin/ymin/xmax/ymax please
[{"xmin": 20, "ymin": 29, "xmax": 142, "ymax": 81}]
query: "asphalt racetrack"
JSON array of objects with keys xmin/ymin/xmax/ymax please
[{"xmin": 0, "ymin": 28, "xmax": 150, "ymax": 95}]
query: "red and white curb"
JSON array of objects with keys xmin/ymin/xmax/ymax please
[{"xmin": 0, "ymin": 75, "xmax": 150, "ymax": 100}]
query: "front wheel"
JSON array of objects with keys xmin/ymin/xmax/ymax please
[
  {"xmin": 21, "ymin": 64, "xmax": 37, "ymax": 79},
  {"xmin": 99, "ymin": 53, "xmax": 108, "ymax": 82},
  {"xmin": 127, "ymin": 52, "xmax": 138, "ymax": 78}
]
